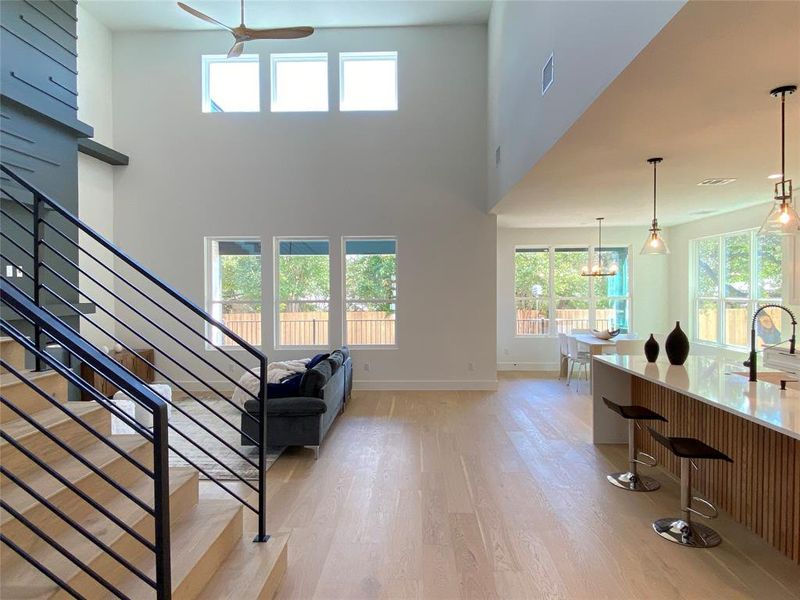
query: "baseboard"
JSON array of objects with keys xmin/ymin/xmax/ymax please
[
  {"xmin": 497, "ymin": 361, "xmax": 559, "ymax": 371},
  {"xmin": 353, "ymin": 379, "xmax": 498, "ymax": 391}
]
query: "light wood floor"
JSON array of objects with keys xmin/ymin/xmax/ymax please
[{"xmin": 203, "ymin": 373, "xmax": 800, "ymax": 600}]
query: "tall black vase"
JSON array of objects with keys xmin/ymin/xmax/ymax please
[
  {"xmin": 644, "ymin": 334, "xmax": 660, "ymax": 363},
  {"xmin": 665, "ymin": 321, "xmax": 690, "ymax": 365}
]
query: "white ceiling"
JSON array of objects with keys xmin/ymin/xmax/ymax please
[
  {"xmin": 493, "ymin": 0, "xmax": 800, "ymax": 229},
  {"xmin": 80, "ymin": 0, "xmax": 492, "ymax": 31}
]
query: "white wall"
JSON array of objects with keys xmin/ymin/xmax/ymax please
[
  {"xmin": 665, "ymin": 202, "xmax": 798, "ymax": 359},
  {"xmin": 486, "ymin": 0, "xmax": 684, "ymax": 209},
  {"xmin": 497, "ymin": 226, "xmax": 669, "ymax": 370},
  {"xmin": 77, "ymin": 4, "xmax": 116, "ymax": 348},
  {"xmin": 110, "ymin": 26, "xmax": 497, "ymax": 390}
]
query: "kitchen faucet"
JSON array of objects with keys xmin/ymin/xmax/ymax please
[{"xmin": 744, "ymin": 304, "xmax": 797, "ymax": 382}]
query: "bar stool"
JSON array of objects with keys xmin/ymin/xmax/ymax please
[
  {"xmin": 602, "ymin": 397, "xmax": 667, "ymax": 491},
  {"xmin": 647, "ymin": 427, "xmax": 733, "ymax": 548}
]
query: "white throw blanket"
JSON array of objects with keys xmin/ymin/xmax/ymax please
[{"xmin": 231, "ymin": 358, "xmax": 310, "ymax": 407}]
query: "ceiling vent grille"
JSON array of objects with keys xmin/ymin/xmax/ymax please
[
  {"xmin": 542, "ymin": 53, "xmax": 554, "ymax": 95},
  {"xmin": 697, "ymin": 178, "xmax": 737, "ymax": 186}
]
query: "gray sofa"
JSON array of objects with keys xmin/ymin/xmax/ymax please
[{"xmin": 241, "ymin": 347, "xmax": 352, "ymax": 458}]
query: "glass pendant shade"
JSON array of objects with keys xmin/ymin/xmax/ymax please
[
  {"xmin": 641, "ymin": 226, "xmax": 670, "ymax": 255},
  {"xmin": 759, "ymin": 198, "xmax": 800, "ymax": 235}
]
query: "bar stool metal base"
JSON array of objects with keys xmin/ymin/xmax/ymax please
[
  {"xmin": 652, "ymin": 518, "xmax": 722, "ymax": 548},
  {"xmin": 607, "ymin": 471, "xmax": 661, "ymax": 492}
]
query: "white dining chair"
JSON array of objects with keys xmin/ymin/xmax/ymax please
[{"xmin": 567, "ymin": 335, "xmax": 591, "ymax": 391}]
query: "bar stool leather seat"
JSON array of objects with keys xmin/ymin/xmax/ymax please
[{"xmin": 648, "ymin": 428, "xmax": 733, "ymax": 462}]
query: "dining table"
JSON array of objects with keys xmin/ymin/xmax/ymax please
[{"xmin": 559, "ymin": 333, "xmax": 640, "ymax": 379}]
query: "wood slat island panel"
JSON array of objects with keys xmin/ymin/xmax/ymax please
[{"xmin": 632, "ymin": 376, "xmax": 800, "ymax": 564}]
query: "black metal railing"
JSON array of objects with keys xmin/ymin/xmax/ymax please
[
  {"xmin": 0, "ymin": 165, "xmax": 270, "ymax": 595},
  {"xmin": 1, "ymin": 280, "xmax": 171, "ymax": 599}
]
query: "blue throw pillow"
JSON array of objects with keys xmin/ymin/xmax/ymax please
[
  {"xmin": 266, "ymin": 372, "xmax": 303, "ymax": 399},
  {"xmin": 306, "ymin": 353, "xmax": 329, "ymax": 369}
]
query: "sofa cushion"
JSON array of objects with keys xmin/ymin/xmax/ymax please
[
  {"xmin": 327, "ymin": 351, "xmax": 344, "ymax": 374},
  {"xmin": 268, "ymin": 397, "xmax": 327, "ymax": 417},
  {"xmin": 299, "ymin": 361, "xmax": 331, "ymax": 398},
  {"xmin": 306, "ymin": 353, "xmax": 329, "ymax": 370},
  {"xmin": 266, "ymin": 372, "xmax": 303, "ymax": 399}
]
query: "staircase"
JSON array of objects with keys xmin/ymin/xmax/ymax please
[{"xmin": 0, "ymin": 165, "xmax": 286, "ymax": 599}]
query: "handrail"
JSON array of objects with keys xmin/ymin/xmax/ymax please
[
  {"xmin": 1, "ymin": 163, "xmax": 264, "ymax": 362},
  {"xmin": 0, "ymin": 280, "xmax": 172, "ymax": 598}
]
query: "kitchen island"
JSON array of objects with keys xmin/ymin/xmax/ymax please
[{"xmin": 592, "ymin": 354, "xmax": 800, "ymax": 564}]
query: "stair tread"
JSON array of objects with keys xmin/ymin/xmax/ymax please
[
  {"xmin": 0, "ymin": 468, "xmax": 198, "ymax": 598},
  {"xmin": 198, "ymin": 532, "xmax": 289, "ymax": 600},
  {"xmin": 116, "ymin": 498, "xmax": 243, "ymax": 599},
  {"xmin": 0, "ymin": 434, "xmax": 151, "ymax": 522},
  {"xmin": 0, "ymin": 401, "xmax": 104, "ymax": 443},
  {"xmin": 0, "ymin": 369, "xmax": 63, "ymax": 388}
]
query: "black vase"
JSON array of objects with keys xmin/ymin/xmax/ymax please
[
  {"xmin": 644, "ymin": 334, "xmax": 660, "ymax": 363},
  {"xmin": 665, "ymin": 321, "xmax": 690, "ymax": 365}
]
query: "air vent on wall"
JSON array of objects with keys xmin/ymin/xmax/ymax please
[
  {"xmin": 542, "ymin": 53, "xmax": 554, "ymax": 95},
  {"xmin": 698, "ymin": 178, "xmax": 737, "ymax": 186}
]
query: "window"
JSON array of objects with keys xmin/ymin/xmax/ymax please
[
  {"xmin": 339, "ymin": 52, "xmax": 398, "ymax": 111},
  {"xmin": 276, "ymin": 239, "xmax": 329, "ymax": 347},
  {"xmin": 206, "ymin": 238, "xmax": 262, "ymax": 346},
  {"xmin": 692, "ymin": 230, "xmax": 784, "ymax": 348},
  {"xmin": 344, "ymin": 238, "xmax": 397, "ymax": 346},
  {"xmin": 514, "ymin": 246, "xmax": 632, "ymax": 335},
  {"xmin": 202, "ymin": 55, "xmax": 259, "ymax": 113},
  {"xmin": 270, "ymin": 53, "xmax": 328, "ymax": 112}
]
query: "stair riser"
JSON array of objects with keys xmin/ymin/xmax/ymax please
[
  {"xmin": 0, "ymin": 442, "xmax": 154, "ymax": 558},
  {"xmin": 49, "ymin": 472, "xmax": 201, "ymax": 600},
  {"xmin": 0, "ymin": 340, "xmax": 26, "ymax": 375},
  {"xmin": 0, "ymin": 374, "xmax": 68, "ymax": 424},
  {"xmin": 0, "ymin": 406, "xmax": 110, "ymax": 482}
]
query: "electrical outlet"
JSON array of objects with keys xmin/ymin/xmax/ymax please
[
  {"xmin": 363, "ymin": 362, "xmax": 370, "ymax": 372},
  {"xmin": 504, "ymin": 348, "xmax": 509, "ymax": 356},
  {"xmin": 468, "ymin": 362, "xmax": 475, "ymax": 372}
]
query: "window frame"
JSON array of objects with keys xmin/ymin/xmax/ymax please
[
  {"xmin": 513, "ymin": 244, "xmax": 634, "ymax": 337},
  {"xmin": 201, "ymin": 54, "xmax": 260, "ymax": 113},
  {"xmin": 341, "ymin": 236, "xmax": 398, "ymax": 349},
  {"xmin": 691, "ymin": 228, "xmax": 785, "ymax": 350},
  {"xmin": 339, "ymin": 51, "xmax": 399, "ymax": 112},
  {"xmin": 273, "ymin": 236, "xmax": 331, "ymax": 349},
  {"xmin": 270, "ymin": 52, "xmax": 329, "ymax": 113},
  {"xmin": 204, "ymin": 236, "xmax": 263, "ymax": 349}
]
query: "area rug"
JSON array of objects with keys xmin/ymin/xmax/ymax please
[{"xmin": 167, "ymin": 398, "xmax": 283, "ymax": 481}]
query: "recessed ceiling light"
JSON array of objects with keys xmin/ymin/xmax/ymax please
[
  {"xmin": 697, "ymin": 178, "xmax": 737, "ymax": 186},
  {"xmin": 768, "ymin": 173, "xmax": 783, "ymax": 179}
]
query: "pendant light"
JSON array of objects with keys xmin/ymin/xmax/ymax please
[
  {"xmin": 759, "ymin": 85, "xmax": 798, "ymax": 236},
  {"xmin": 641, "ymin": 157, "xmax": 670, "ymax": 254},
  {"xmin": 581, "ymin": 218, "xmax": 618, "ymax": 277}
]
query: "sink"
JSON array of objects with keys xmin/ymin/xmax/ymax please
[{"xmin": 729, "ymin": 371, "xmax": 800, "ymax": 390}]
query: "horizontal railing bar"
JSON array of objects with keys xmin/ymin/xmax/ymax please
[
  {"xmin": 0, "ymin": 320, "xmax": 158, "ymax": 455},
  {"xmin": 1, "ymin": 500, "xmax": 133, "ymax": 600},
  {"xmin": 40, "ymin": 242, "xmax": 260, "ymax": 402},
  {"xmin": 0, "ymin": 430, "xmax": 157, "ymax": 553},
  {"xmin": 167, "ymin": 444, "xmax": 258, "ymax": 513},
  {"xmin": 0, "ymin": 230, "xmax": 34, "ymax": 259},
  {"xmin": 39, "ymin": 266, "xmax": 258, "ymax": 419},
  {"xmin": 38, "ymin": 282, "xmax": 262, "ymax": 454},
  {"xmin": 0, "ymin": 206, "xmax": 34, "ymax": 236},
  {"xmin": 1, "ymin": 534, "xmax": 86, "ymax": 600},
  {"xmin": 40, "ymin": 215, "xmax": 261, "ymax": 377},
  {"xmin": 0, "ymin": 187, "xmax": 35, "ymax": 214},
  {"xmin": 0, "ymin": 394, "xmax": 155, "ymax": 514},
  {"xmin": 0, "ymin": 166, "xmax": 266, "ymax": 364},
  {"xmin": 1, "ymin": 466, "xmax": 157, "ymax": 590}
]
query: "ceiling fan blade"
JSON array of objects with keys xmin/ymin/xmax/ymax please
[
  {"xmin": 227, "ymin": 41, "xmax": 244, "ymax": 58},
  {"xmin": 244, "ymin": 26, "xmax": 315, "ymax": 40},
  {"xmin": 177, "ymin": 2, "xmax": 234, "ymax": 32}
]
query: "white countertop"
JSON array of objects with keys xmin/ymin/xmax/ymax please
[{"xmin": 593, "ymin": 354, "xmax": 800, "ymax": 440}]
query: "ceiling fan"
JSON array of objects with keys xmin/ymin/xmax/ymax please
[{"xmin": 177, "ymin": 0, "xmax": 314, "ymax": 58}]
